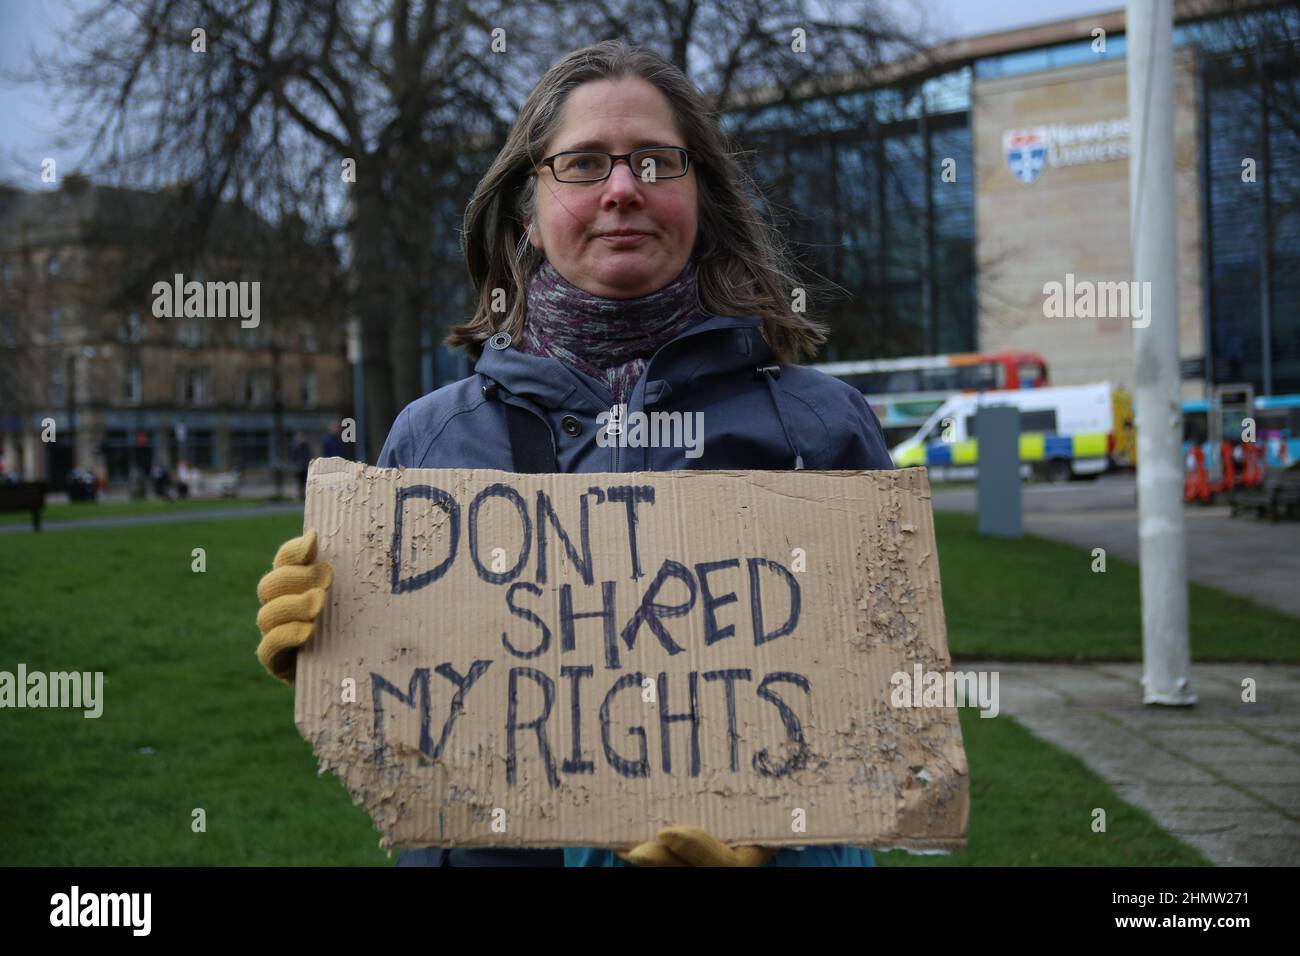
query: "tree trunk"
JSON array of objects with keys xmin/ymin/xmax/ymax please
[{"xmin": 351, "ymin": 177, "xmax": 397, "ymax": 462}]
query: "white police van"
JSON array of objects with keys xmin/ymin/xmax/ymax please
[{"xmin": 889, "ymin": 383, "xmax": 1125, "ymax": 482}]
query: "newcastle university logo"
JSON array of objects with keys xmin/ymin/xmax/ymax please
[
  {"xmin": 1003, "ymin": 127, "xmax": 1048, "ymax": 184},
  {"xmin": 1002, "ymin": 119, "xmax": 1130, "ymax": 185}
]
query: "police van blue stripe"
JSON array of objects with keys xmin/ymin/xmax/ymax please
[
  {"xmin": 926, "ymin": 443, "xmax": 953, "ymax": 466},
  {"xmin": 1044, "ymin": 435, "xmax": 1074, "ymax": 459}
]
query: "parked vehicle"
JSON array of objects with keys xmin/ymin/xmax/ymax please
[
  {"xmin": 890, "ymin": 382, "xmax": 1128, "ymax": 482},
  {"xmin": 812, "ymin": 351, "xmax": 1049, "ymax": 448}
]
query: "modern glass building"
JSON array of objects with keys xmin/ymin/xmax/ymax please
[
  {"xmin": 722, "ymin": 70, "xmax": 977, "ymax": 363},
  {"xmin": 716, "ymin": 1, "xmax": 1299, "ymax": 398}
]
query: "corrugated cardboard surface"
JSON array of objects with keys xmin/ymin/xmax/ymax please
[{"xmin": 297, "ymin": 458, "xmax": 968, "ymax": 852}]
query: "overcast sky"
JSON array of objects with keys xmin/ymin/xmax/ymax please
[
  {"xmin": 0, "ymin": 0, "xmax": 1122, "ymax": 187},
  {"xmin": 916, "ymin": 0, "xmax": 1118, "ymax": 38}
]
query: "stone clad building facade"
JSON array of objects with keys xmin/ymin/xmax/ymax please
[{"xmin": 972, "ymin": 50, "xmax": 1207, "ymax": 397}]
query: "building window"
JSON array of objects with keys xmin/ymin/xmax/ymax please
[
  {"xmin": 230, "ymin": 429, "xmax": 271, "ymax": 467},
  {"xmin": 46, "ymin": 254, "xmax": 60, "ymax": 278},
  {"xmin": 175, "ymin": 369, "xmax": 210, "ymax": 405},
  {"xmin": 741, "ymin": 88, "xmax": 975, "ymax": 360},
  {"xmin": 242, "ymin": 369, "xmax": 272, "ymax": 407},
  {"xmin": 2, "ymin": 260, "xmax": 13, "ymax": 286},
  {"xmin": 51, "ymin": 364, "xmax": 66, "ymax": 406},
  {"xmin": 176, "ymin": 366, "xmax": 211, "ymax": 406},
  {"xmin": 102, "ymin": 429, "xmax": 131, "ymax": 481},
  {"xmin": 0, "ymin": 312, "xmax": 16, "ymax": 348},
  {"xmin": 177, "ymin": 315, "xmax": 204, "ymax": 347},
  {"xmin": 49, "ymin": 306, "xmax": 63, "ymax": 342},
  {"xmin": 187, "ymin": 429, "xmax": 215, "ymax": 468},
  {"xmin": 176, "ymin": 364, "xmax": 211, "ymax": 405},
  {"xmin": 125, "ymin": 311, "xmax": 142, "ymax": 344},
  {"xmin": 300, "ymin": 320, "xmax": 317, "ymax": 353},
  {"xmin": 1203, "ymin": 50, "xmax": 1300, "ymax": 395},
  {"xmin": 300, "ymin": 368, "xmax": 317, "ymax": 408},
  {"xmin": 123, "ymin": 361, "xmax": 141, "ymax": 405}
]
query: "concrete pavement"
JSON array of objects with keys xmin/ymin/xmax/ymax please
[
  {"xmin": 938, "ymin": 475, "xmax": 1298, "ymax": 865},
  {"xmin": 968, "ymin": 660, "xmax": 1300, "ymax": 865}
]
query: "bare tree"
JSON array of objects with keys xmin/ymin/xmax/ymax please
[{"xmin": 28, "ymin": 0, "xmax": 932, "ymax": 457}]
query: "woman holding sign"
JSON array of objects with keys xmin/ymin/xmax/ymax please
[{"xmin": 256, "ymin": 40, "xmax": 893, "ymax": 867}]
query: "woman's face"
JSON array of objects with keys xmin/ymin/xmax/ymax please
[{"xmin": 528, "ymin": 76, "xmax": 698, "ymax": 299}]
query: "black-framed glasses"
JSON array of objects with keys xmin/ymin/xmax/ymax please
[{"xmin": 537, "ymin": 147, "xmax": 692, "ymax": 183}]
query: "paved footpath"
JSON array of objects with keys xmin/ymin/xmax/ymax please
[
  {"xmin": 965, "ymin": 660, "xmax": 1300, "ymax": 866},
  {"xmin": 0, "ymin": 502, "xmax": 302, "ymax": 535}
]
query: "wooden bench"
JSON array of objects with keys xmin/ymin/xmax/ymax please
[
  {"xmin": 1230, "ymin": 463, "xmax": 1300, "ymax": 522},
  {"xmin": 196, "ymin": 470, "xmax": 242, "ymax": 498},
  {"xmin": 0, "ymin": 481, "xmax": 49, "ymax": 531}
]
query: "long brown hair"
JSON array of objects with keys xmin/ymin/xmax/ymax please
[{"xmin": 450, "ymin": 39, "xmax": 830, "ymax": 363}]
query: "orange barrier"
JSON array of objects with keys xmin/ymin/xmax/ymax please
[
  {"xmin": 1184, "ymin": 444, "xmax": 1211, "ymax": 503},
  {"xmin": 1184, "ymin": 441, "xmax": 1268, "ymax": 503},
  {"xmin": 1210, "ymin": 439, "xmax": 1236, "ymax": 495},
  {"xmin": 1241, "ymin": 441, "xmax": 1265, "ymax": 488}
]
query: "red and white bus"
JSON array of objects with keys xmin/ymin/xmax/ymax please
[{"xmin": 810, "ymin": 352, "xmax": 1050, "ymax": 446}]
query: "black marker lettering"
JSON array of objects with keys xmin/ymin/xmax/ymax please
[
  {"xmin": 506, "ymin": 667, "xmax": 559, "ymax": 788},
  {"xmin": 753, "ymin": 671, "xmax": 813, "ymax": 778},
  {"xmin": 616, "ymin": 559, "xmax": 694, "ymax": 668},
  {"xmin": 560, "ymin": 665, "xmax": 595, "ymax": 775},
  {"xmin": 746, "ymin": 557, "xmax": 802, "ymax": 645},
  {"xmin": 468, "ymin": 483, "xmax": 530, "ymax": 584},
  {"xmin": 657, "ymin": 671, "xmax": 701, "ymax": 777},
  {"xmin": 599, "ymin": 672, "xmax": 649, "ymax": 778},
  {"xmin": 535, "ymin": 489, "xmax": 594, "ymax": 586},
  {"xmin": 695, "ymin": 558, "xmax": 740, "ymax": 646},
  {"xmin": 559, "ymin": 581, "xmax": 618, "ymax": 665},
  {"xmin": 501, "ymin": 582, "xmax": 551, "ymax": 659},
  {"xmin": 703, "ymin": 668, "xmax": 752, "ymax": 772},
  {"xmin": 606, "ymin": 485, "xmax": 654, "ymax": 579},
  {"xmin": 390, "ymin": 486, "xmax": 459, "ymax": 594}
]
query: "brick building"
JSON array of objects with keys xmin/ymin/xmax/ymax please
[{"xmin": 0, "ymin": 175, "xmax": 351, "ymax": 489}]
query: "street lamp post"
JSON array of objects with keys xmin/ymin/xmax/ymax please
[
  {"xmin": 65, "ymin": 352, "xmax": 77, "ymax": 473},
  {"xmin": 271, "ymin": 330, "xmax": 284, "ymax": 501},
  {"xmin": 1127, "ymin": 0, "xmax": 1195, "ymax": 706}
]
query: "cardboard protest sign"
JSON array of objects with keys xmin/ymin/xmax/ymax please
[{"xmin": 296, "ymin": 457, "xmax": 968, "ymax": 852}]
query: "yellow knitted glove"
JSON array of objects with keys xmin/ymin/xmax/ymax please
[
  {"xmin": 616, "ymin": 825, "xmax": 778, "ymax": 867},
  {"xmin": 255, "ymin": 529, "xmax": 334, "ymax": 685}
]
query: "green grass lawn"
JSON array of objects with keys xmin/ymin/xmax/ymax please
[
  {"xmin": 0, "ymin": 510, "xmax": 1280, "ymax": 865},
  {"xmin": 935, "ymin": 511, "xmax": 1298, "ymax": 662},
  {"xmin": 875, "ymin": 708, "xmax": 1208, "ymax": 866},
  {"xmin": 0, "ymin": 514, "xmax": 388, "ymax": 865},
  {"xmin": 0, "ymin": 496, "xmax": 277, "ymax": 527}
]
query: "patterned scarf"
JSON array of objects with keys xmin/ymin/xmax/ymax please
[{"xmin": 518, "ymin": 257, "xmax": 710, "ymax": 405}]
